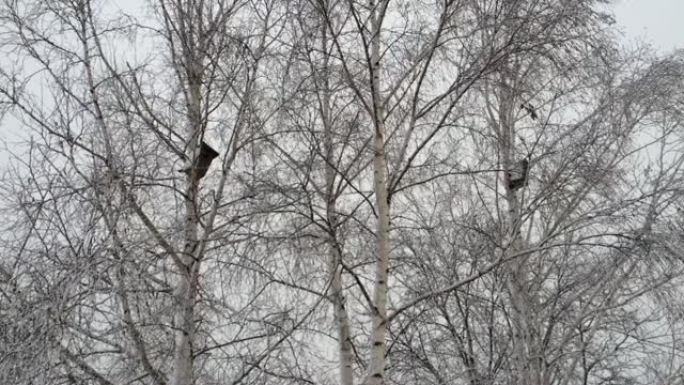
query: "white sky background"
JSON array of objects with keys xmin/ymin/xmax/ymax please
[
  {"xmin": 612, "ymin": 0, "xmax": 684, "ymax": 52},
  {"xmin": 0, "ymin": 0, "xmax": 683, "ymax": 167}
]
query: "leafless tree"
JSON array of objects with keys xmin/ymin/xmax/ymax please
[
  {"xmin": 0, "ymin": 1, "xmax": 318, "ymax": 384},
  {"xmin": 2, "ymin": 1, "xmax": 684, "ymax": 385}
]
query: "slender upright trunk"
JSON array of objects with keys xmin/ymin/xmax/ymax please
[
  {"xmin": 172, "ymin": 26, "xmax": 204, "ymax": 385},
  {"xmin": 172, "ymin": 121, "xmax": 201, "ymax": 385},
  {"xmin": 329, "ymin": 239, "xmax": 355, "ymax": 385},
  {"xmin": 498, "ymin": 80, "xmax": 540, "ymax": 385},
  {"xmin": 171, "ymin": 255, "xmax": 198, "ymax": 385},
  {"xmin": 320, "ymin": 11, "xmax": 355, "ymax": 385},
  {"xmin": 366, "ymin": 1, "xmax": 391, "ymax": 384}
]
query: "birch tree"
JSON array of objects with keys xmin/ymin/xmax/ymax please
[
  {"xmin": 0, "ymin": 1, "xmax": 309, "ymax": 384},
  {"xmin": 386, "ymin": 21, "xmax": 684, "ymax": 385}
]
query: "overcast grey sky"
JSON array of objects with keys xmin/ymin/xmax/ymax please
[{"xmin": 613, "ymin": 0, "xmax": 684, "ymax": 52}]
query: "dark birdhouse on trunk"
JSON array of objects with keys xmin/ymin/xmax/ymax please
[
  {"xmin": 507, "ymin": 158, "xmax": 529, "ymax": 190},
  {"xmin": 180, "ymin": 141, "xmax": 220, "ymax": 182}
]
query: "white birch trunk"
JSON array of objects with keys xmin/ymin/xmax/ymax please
[
  {"xmin": 330, "ymin": 244, "xmax": 355, "ymax": 385},
  {"xmin": 320, "ymin": 13, "xmax": 355, "ymax": 384},
  {"xmin": 366, "ymin": 1, "xmax": 391, "ymax": 384},
  {"xmin": 498, "ymin": 80, "xmax": 541, "ymax": 385},
  {"xmin": 172, "ymin": 130, "xmax": 202, "ymax": 385},
  {"xmin": 172, "ymin": 38, "xmax": 203, "ymax": 385}
]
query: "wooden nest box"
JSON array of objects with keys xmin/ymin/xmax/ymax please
[
  {"xmin": 180, "ymin": 141, "xmax": 220, "ymax": 182},
  {"xmin": 507, "ymin": 158, "xmax": 529, "ymax": 190}
]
